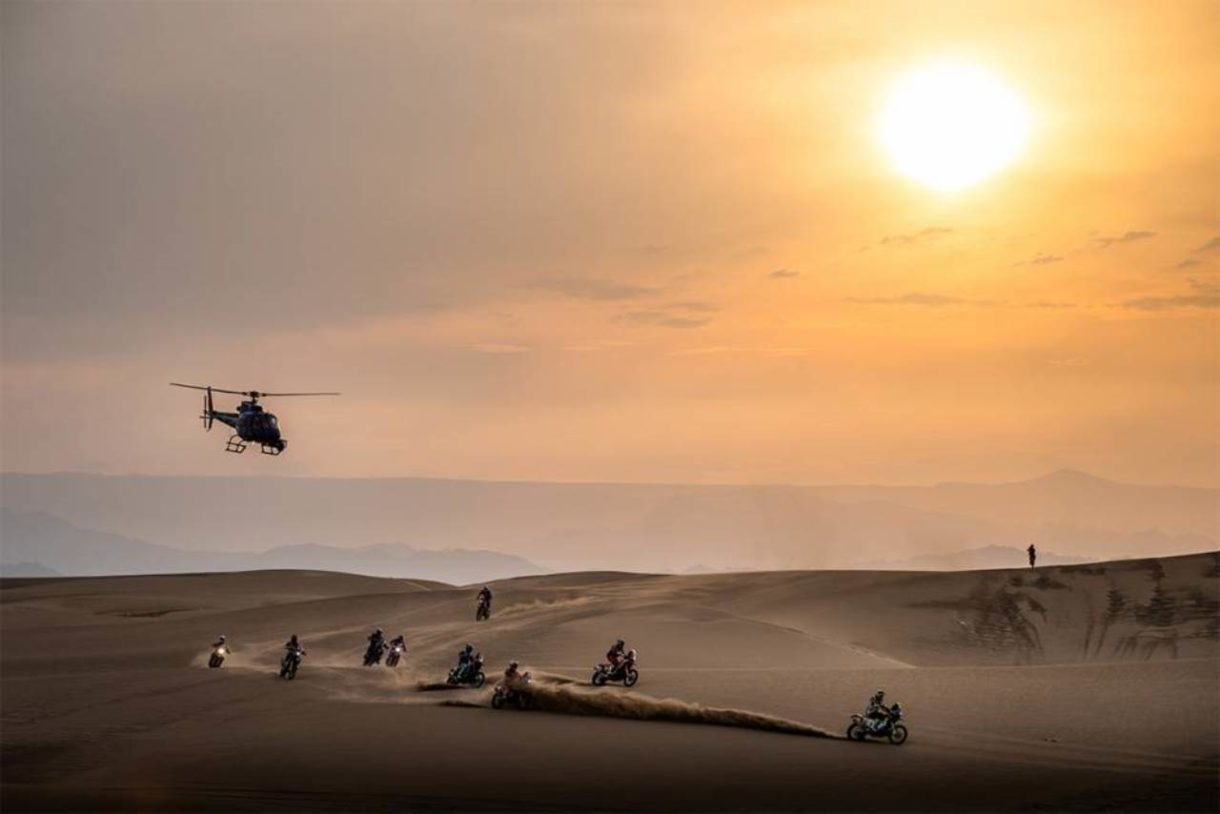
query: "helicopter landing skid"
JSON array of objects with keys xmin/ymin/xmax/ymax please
[
  {"xmin": 225, "ymin": 435, "xmax": 248, "ymax": 454},
  {"xmin": 260, "ymin": 443, "xmax": 284, "ymax": 456}
]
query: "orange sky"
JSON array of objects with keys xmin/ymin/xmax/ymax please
[{"xmin": 2, "ymin": 1, "xmax": 1217, "ymax": 486}]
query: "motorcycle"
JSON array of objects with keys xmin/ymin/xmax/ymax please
[
  {"xmin": 492, "ymin": 673, "xmax": 533, "ymax": 710},
  {"xmin": 280, "ymin": 648, "xmax": 305, "ymax": 680},
  {"xmin": 385, "ymin": 643, "xmax": 405, "ymax": 668},
  {"xmin": 476, "ymin": 598, "xmax": 491, "ymax": 622},
  {"xmin": 446, "ymin": 654, "xmax": 486, "ymax": 687},
  {"xmin": 208, "ymin": 645, "xmax": 228, "ymax": 669},
  {"xmin": 363, "ymin": 640, "xmax": 388, "ymax": 667},
  {"xmin": 847, "ymin": 702, "xmax": 908, "ymax": 745},
  {"xmin": 592, "ymin": 649, "xmax": 639, "ymax": 687}
]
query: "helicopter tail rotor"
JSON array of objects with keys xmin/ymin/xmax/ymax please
[{"xmin": 202, "ymin": 386, "xmax": 214, "ymax": 431}]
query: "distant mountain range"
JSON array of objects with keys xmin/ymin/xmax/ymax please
[
  {"xmin": 1, "ymin": 470, "xmax": 1215, "ymax": 574},
  {"xmin": 0, "ymin": 508, "xmax": 544, "ymax": 584}
]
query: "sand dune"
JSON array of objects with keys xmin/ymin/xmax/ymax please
[{"xmin": 2, "ymin": 552, "xmax": 1216, "ymax": 811}]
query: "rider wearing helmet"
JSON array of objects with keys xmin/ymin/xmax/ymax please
[
  {"xmin": 212, "ymin": 634, "xmax": 227, "ymax": 649},
  {"xmin": 865, "ymin": 689, "xmax": 890, "ymax": 730},
  {"xmin": 503, "ymin": 660, "xmax": 531, "ymax": 692},
  {"xmin": 606, "ymin": 639, "xmax": 627, "ymax": 668},
  {"xmin": 285, "ymin": 634, "xmax": 301, "ymax": 651},
  {"xmin": 456, "ymin": 643, "xmax": 475, "ymax": 679},
  {"xmin": 365, "ymin": 628, "xmax": 386, "ymax": 663},
  {"xmin": 476, "ymin": 586, "xmax": 493, "ymax": 619},
  {"xmin": 389, "ymin": 633, "xmax": 406, "ymax": 649}
]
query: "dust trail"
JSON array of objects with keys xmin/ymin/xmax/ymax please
[
  {"xmin": 466, "ymin": 677, "xmax": 836, "ymax": 739},
  {"xmin": 416, "ymin": 680, "xmax": 467, "ymax": 691}
]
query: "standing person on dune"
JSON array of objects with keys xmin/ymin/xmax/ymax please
[{"xmin": 1027, "ymin": 544, "xmax": 1037, "ymax": 569}]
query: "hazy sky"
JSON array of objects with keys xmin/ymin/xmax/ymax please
[{"xmin": 3, "ymin": 1, "xmax": 1217, "ymax": 486}]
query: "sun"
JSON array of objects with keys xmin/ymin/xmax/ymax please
[{"xmin": 877, "ymin": 62, "xmax": 1030, "ymax": 192}]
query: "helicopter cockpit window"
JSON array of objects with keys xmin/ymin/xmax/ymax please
[{"xmin": 267, "ymin": 415, "xmax": 278, "ymax": 429}]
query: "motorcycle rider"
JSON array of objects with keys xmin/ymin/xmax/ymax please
[
  {"xmin": 212, "ymin": 634, "xmax": 227, "ymax": 651},
  {"xmin": 389, "ymin": 633, "xmax": 406, "ymax": 650},
  {"xmin": 477, "ymin": 586, "xmax": 493, "ymax": 616},
  {"xmin": 504, "ymin": 660, "xmax": 525, "ymax": 685},
  {"xmin": 280, "ymin": 634, "xmax": 305, "ymax": 675},
  {"xmin": 367, "ymin": 628, "xmax": 387, "ymax": 660},
  {"xmin": 865, "ymin": 689, "xmax": 891, "ymax": 731},
  {"xmin": 456, "ymin": 643, "xmax": 475, "ymax": 680},
  {"xmin": 606, "ymin": 639, "xmax": 627, "ymax": 673}
]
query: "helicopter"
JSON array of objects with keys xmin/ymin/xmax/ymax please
[{"xmin": 170, "ymin": 383, "xmax": 339, "ymax": 455}]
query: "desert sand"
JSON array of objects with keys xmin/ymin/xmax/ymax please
[{"xmin": 2, "ymin": 553, "xmax": 1217, "ymax": 812}]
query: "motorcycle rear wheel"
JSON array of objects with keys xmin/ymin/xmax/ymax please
[
  {"xmin": 492, "ymin": 692, "xmax": 504, "ymax": 709},
  {"xmin": 888, "ymin": 724, "xmax": 908, "ymax": 745},
  {"xmin": 592, "ymin": 671, "xmax": 606, "ymax": 686},
  {"xmin": 847, "ymin": 722, "xmax": 866, "ymax": 741}
]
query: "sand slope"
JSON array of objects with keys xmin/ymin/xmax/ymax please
[{"xmin": 2, "ymin": 553, "xmax": 1217, "ymax": 811}]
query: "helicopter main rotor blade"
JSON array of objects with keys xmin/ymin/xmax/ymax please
[
  {"xmin": 170, "ymin": 382, "xmax": 248, "ymax": 396},
  {"xmin": 257, "ymin": 392, "xmax": 341, "ymax": 397}
]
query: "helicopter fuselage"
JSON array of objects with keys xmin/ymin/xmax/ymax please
[{"xmin": 209, "ymin": 402, "xmax": 286, "ymax": 453}]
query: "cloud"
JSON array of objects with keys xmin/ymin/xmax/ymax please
[
  {"xmin": 1117, "ymin": 277, "xmax": 1220, "ymax": 310},
  {"xmin": 530, "ymin": 277, "xmax": 658, "ymax": 301},
  {"xmin": 1012, "ymin": 252, "xmax": 1064, "ymax": 267},
  {"xmin": 616, "ymin": 310, "xmax": 711, "ymax": 329},
  {"xmin": 846, "ymin": 292, "xmax": 994, "ymax": 307},
  {"xmin": 1119, "ymin": 294, "xmax": 1220, "ymax": 310},
  {"xmin": 1094, "ymin": 230, "xmax": 1155, "ymax": 248},
  {"xmin": 1024, "ymin": 300, "xmax": 1078, "ymax": 309},
  {"xmin": 770, "ymin": 268, "xmax": 800, "ymax": 278},
  {"xmin": 1194, "ymin": 236, "xmax": 1220, "ymax": 253},
  {"xmin": 880, "ymin": 227, "xmax": 953, "ymax": 246},
  {"xmin": 664, "ymin": 301, "xmax": 718, "ymax": 312}
]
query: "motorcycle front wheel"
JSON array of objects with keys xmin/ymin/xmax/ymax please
[
  {"xmin": 847, "ymin": 722, "xmax": 866, "ymax": 741},
  {"xmin": 623, "ymin": 669, "xmax": 639, "ymax": 687},
  {"xmin": 473, "ymin": 671, "xmax": 486, "ymax": 688},
  {"xmin": 888, "ymin": 724, "xmax": 908, "ymax": 745}
]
